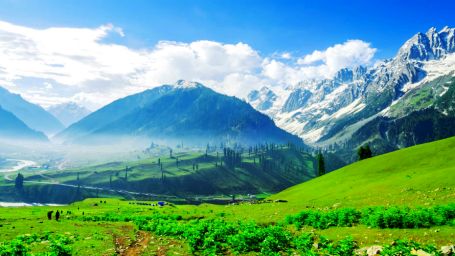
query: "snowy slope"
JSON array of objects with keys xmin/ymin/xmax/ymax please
[{"xmin": 247, "ymin": 27, "xmax": 455, "ymax": 150}]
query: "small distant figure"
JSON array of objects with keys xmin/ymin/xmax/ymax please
[
  {"xmin": 104, "ymin": 200, "xmax": 107, "ymax": 204},
  {"xmin": 55, "ymin": 211, "xmax": 60, "ymax": 221},
  {"xmin": 82, "ymin": 211, "xmax": 85, "ymax": 215},
  {"xmin": 158, "ymin": 201, "xmax": 165, "ymax": 207},
  {"xmin": 47, "ymin": 211, "xmax": 53, "ymax": 220}
]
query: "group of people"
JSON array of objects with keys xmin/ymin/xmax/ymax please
[{"xmin": 47, "ymin": 210, "xmax": 70, "ymax": 221}]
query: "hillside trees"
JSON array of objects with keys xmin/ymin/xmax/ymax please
[
  {"xmin": 317, "ymin": 153, "xmax": 326, "ymax": 176},
  {"xmin": 15, "ymin": 173, "xmax": 24, "ymax": 191},
  {"xmin": 357, "ymin": 145, "xmax": 373, "ymax": 160}
]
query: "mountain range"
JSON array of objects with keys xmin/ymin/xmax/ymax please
[
  {"xmin": 56, "ymin": 80, "xmax": 304, "ymax": 146},
  {"xmin": 248, "ymin": 26, "xmax": 455, "ymax": 161},
  {"xmin": 0, "ymin": 106, "xmax": 47, "ymax": 141},
  {"xmin": 47, "ymin": 102, "xmax": 91, "ymax": 127},
  {"xmin": 0, "ymin": 86, "xmax": 64, "ymax": 136}
]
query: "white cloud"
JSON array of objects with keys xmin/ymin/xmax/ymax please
[
  {"xmin": 298, "ymin": 39, "xmax": 376, "ymax": 76},
  {"xmin": 0, "ymin": 20, "xmax": 377, "ymax": 110},
  {"xmin": 261, "ymin": 40, "xmax": 376, "ymax": 85}
]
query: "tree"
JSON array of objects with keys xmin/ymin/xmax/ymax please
[
  {"xmin": 15, "ymin": 173, "xmax": 24, "ymax": 190},
  {"xmin": 357, "ymin": 145, "xmax": 373, "ymax": 161},
  {"xmin": 317, "ymin": 153, "xmax": 325, "ymax": 176}
]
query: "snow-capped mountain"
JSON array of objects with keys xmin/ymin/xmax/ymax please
[
  {"xmin": 247, "ymin": 27, "xmax": 455, "ymax": 160},
  {"xmin": 47, "ymin": 102, "xmax": 91, "ymax": 127}
]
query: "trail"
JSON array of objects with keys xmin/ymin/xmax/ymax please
[{"xmin": 121, "ymin": 231, "xmax": 151, "ymax": 256}]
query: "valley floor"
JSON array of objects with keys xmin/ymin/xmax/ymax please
[{"xmin": 0, "ymin": 198, "xmax": 453, "ymax": 255}]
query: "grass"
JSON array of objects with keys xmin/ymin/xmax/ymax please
[
  {"xmin": 2, "ymin": 146, "xmax": 315, "ymax": 203},
  {"xmin": 270, "ymin": 135, "xmax": 455, "ymax": 208},
  {"xmin": 1, "ymin": 137, "xmax": 455, "ymax": 254}
]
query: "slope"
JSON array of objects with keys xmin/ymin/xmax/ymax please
[
  {"xmin": 13, "ymin": 145, "xmax": 315, "ymax": 202},
  {"xmin": 270, "ymin": 136, "xmax": 455, "ymax": 208},
  {"xmin": 0, "ymin": 106, "xmax": 47, "ymax": 141},
  {"xmin": 47, "ymin": 102, "xmax": 91, "ymax": 127},
  {"xmin": 57, "ymin": 80, "xmax": 304, "ymax": 146},
  {"xmin": 0, "ymin": 86, "xmax": 64, "ymax": 135}
]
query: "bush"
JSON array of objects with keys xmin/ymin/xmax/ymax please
[{"xmin": 286, "ymin": 204, "xmax": 455, "ymax": 229}]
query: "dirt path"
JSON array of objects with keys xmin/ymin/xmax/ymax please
[{"xmin": 121, "ymin": 231, "xmax": 151, "ymax": 256}]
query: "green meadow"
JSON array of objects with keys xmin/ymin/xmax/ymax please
[{"xmin": 1, "ymin": 137, "xmax": 454, "ymax": 255}]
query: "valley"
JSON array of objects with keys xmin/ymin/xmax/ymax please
[
  {"xmin": 0, "ymin": 6, "xmax": 453, "ymax": 255},
  {"xmin": 0, "ymin": 137, "xmax": 454, "ymax": 255}
]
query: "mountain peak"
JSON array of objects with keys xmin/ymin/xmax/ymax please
[
  {"xmin": 426, "ymin": 26, "xmax": 437, "ymax": 36},
  {"xmin": 173, "ymin": 80, "xmax": 204, "ymax": 89},
  {"xmin": 47, "ymin": 102, "xmax": 91, "ymax": 127},
  {"xmin": 397, "ymin": 26, "xmax": 455, "ymax": 61}
]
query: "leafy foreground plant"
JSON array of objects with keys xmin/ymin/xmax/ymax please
[
  {"xmin": 126, "ymin": 213, "xmax": 445, "ymax": 255},
  {"xmin": 0, "ymin": 232, "xmax": 74, "ymax": 256},
  {"xmin": 134, "ymin": 217, "xmax": 361, "ymax": 255},
  {"xmin": 285, "ymin": 203, "xmax": 455, "ymax": 229}
]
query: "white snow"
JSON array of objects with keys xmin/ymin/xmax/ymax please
[
  {"xmin": 402, "ymin": 53, "xmax": 455, "ymax": 93},
  {"xmin": 332, "ymin": 99, "xmax": 366, "ymax": 119},
  {"xmin": 173, "ymin": 80, "xmax": 202, "ymax": 89}
]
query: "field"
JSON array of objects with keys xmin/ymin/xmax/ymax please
[{"xmin": 0, "ymin": 137, "xmax": 454, "ymax": 255}]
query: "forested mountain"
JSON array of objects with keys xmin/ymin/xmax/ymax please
[{"xmin": 57, "ymin": 80, "xmax": 305, "ymax": 147}]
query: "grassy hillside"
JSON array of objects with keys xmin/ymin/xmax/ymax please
[
  {"xmin": 1, "ymin": 145, "xmax": 316, "ymax": 203},
  {"xmin": 270, "ymin": 135, "xmax": 455, "ymax": 208},
  {"xmin": 1, "ymin": 138, "xmax": 454, "ymax": 255}
]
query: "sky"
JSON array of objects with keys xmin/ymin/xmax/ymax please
[{"xmin": 0, "ymin": 0, "xmax": 454, "ymax": 110}]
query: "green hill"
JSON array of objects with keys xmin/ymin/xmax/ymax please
[
  {"xmin": 270, "ymin": 135, "xmax": 455, "ymax": 208},
  {"xmin": 2, "ymin": 145, "xmax": 316, "ymax": 203}
]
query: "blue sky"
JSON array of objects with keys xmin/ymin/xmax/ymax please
[
  {"xmin": 0, "ymin": 0, "xmax": 454, "ymax": 110},
  {"xmin": 1, "ymin": 0, "xmax": 453, "ymax": 59}
]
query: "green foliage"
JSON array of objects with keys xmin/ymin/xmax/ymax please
[
  {"xmin": 361, "ymin": 204, "xmax": 455, "ymax": 228},
  {"xmin": 48, "ymin": 235, "xmax": 73, "ymax": 256},
  {"xmin": 381, "ymin": 239, "xmax": 440, "ymax": 255},
  {"xmin": 285, "ymin": 208, "xmax": 361, "ymax": 229},
  {"xmin": 285, "ymin": 204, "xmax": 455, "ymax": 230},
  {"xmin": 0, "ymin": 233, "xmax": 73, "ymax": 256},
  {"xmin": 293, "ymin": 233, "xmax": 315, "ymax": 254},
  {"xmin": 77, "ymin": 205, "xmax": 449, "ymax": 255}
]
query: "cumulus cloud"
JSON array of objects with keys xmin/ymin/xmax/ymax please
[
  {"xmin": 261, "ymin": 40, "xmax": 376, "ymax": 85},
  {"xmin": 0, "ymin": 20, "xmax": 377, "ymax": 110},
  {"xmin": 298, "ymin": 40, "xmax": 377, "ymax": 76}
]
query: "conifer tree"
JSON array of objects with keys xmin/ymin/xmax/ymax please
[
  {"xmin": 317, "ymin": 153, "xmax": 326, "ymax": 176},
  {"xmin": 15, "ymin": 173, "xmax": 24, "ymax": 190}
]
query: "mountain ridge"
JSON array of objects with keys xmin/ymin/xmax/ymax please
[
  {"xmin": 57, "ymin": 81, "xmax": 305, "ymax": 147},
  {"xmin": 0, "ymin": 86, "xmax": 64, "ymax": 135},
  {"xmin": 0, "ymin": 105, "xmax": 47, "ymax": 141},
  {"xmin": 247, "ymin": 26, "xmax": 455, "ymax": 160}
]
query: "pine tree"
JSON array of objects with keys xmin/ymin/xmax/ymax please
[
  {"xmin": 15, "ymin": 173, "xmax": 24, "ymax": 190},
  {"xmin": 317, "ymin": 153, "xmax": 326, "ymax": 176},
  {"xmin": 358, "ymin": 145, "xmax": 373, "ymax": 160}
]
